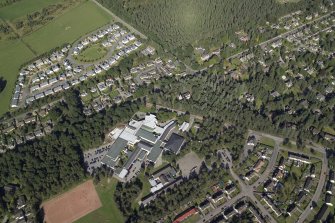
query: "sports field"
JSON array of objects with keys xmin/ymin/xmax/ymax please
[
  {"xmin": 43, "ymin": 180, "xmax": 102, "ymax": 223},
  {"xmin": 75, "ymin": 178, "xmax": 124, "ymax": 223},
  {"xmin": 0, "ymin": 0, "xmax": 112, "ymax": 116}
]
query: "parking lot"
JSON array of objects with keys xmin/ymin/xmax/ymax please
[{"xmin": 84, "ymin": 142, "xmax": 115, "ymax": 174}]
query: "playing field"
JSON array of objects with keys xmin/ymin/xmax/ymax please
[
  {"xmin": 23, "ymin": 1, "xmax": 112, "ymax": 54},
  {"xmin": 75, "ymin": 178, "xmax": 124, "ymax": 223},
  {"xmin": 0, "ymin": 0, "xmax": 112, "ymax": 116},
  {"xmin": 43, "ymin": 180, "xmax": 102, "ymax": 223}
]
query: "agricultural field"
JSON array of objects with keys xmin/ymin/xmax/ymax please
[
  {"xmin": 0, "ymin": 40, "xmax": 35, "ymax": 115},
  {"xmin": 22, "ymin": 1, "xmax": 112, "ymax": 54},
  {"xmin": 0, "ymin": 0, "xmax": 112, "ymax": 116},
  {"xmin": 0, "ymin": 0, "xmax": 64, "ymax": 20}
]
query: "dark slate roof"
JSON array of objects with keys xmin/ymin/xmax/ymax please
[
  {"xmin": 164, "ymin": 133, "xmax": 185, "ymax": 154},
  {"xmin": 315, "ymin": 204, "xmax": 328, "ymax": 220}
]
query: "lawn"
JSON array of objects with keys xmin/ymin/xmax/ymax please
[
  {"xmin": 76, "ymin": 44, "xmax": 108, "ymax": 62},
  {"xmin": 323, "ymin": 126, "xmax": 335, "ymax": 135},
  {"xmin": 0, "ymin": 40, "xmax": 35, "ymax": 115},
  {"xmin": 75, "ymin": 178, "xmax": 124, "ymax": 223},
  {"xmin": 260, "ymin": 136, "xmax": 275, "ymax": 148},
  {"xmin": 0, "ymin": 0, "xmax": 64, "ymax": 20},
  {"xmin": 23, "ymin": 1, "xmax": 112, "ymax": 55}
]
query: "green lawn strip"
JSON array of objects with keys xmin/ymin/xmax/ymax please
[
  {"xmin": 322, "ymin": 126, "xmax": 335, "ymax": 135},
  {"xmin": 75, "ymin": 178, "xmax": 124, "ymax": 223},
  {"xmin": 23, "ymin": 1, "xmax": 112, "ymax": 55},
  {"xmin": 259, "ymin": 136, "xmax": 275, "ymax": 148},
  {"xmin": 132, "ymin": 172, "xmax": 151, "ymax": 209},
  {"xmin": 182, "ymin": 213, "xmax": 201, "ymax": 223},
  {"xmin": 280, "ymin": 143, "xmax": 323, "ymax": 158}
]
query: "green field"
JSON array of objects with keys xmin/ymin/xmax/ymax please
[
  {"xmin": 0, "ymin": 0, "xmax": 112, "ymax": 116},
  {"xmin": 0, "ymin": 0, "xmax": 63, "ymax": 20},
  {"xmin": 75, "ymin": 178, "xmax": 124, "ymax": 223},
  {"xmin": 260, "ymin": 136, "xmax": 275, "ymax": 147},
  {"xmin": 0, "ymin": 40, "xmax": 35, "ymax": 115},
  {"xmin": 76, "ymin": 44, "xmax": 108, "ymax": 62},
  {"xmin": 23, "ymin": 1, "xmax": 112, "ymax": 54}
]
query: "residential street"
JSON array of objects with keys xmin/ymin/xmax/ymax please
[{"xmin": 198, "ymin": 131, "xmax": 329, "ymax": 223}]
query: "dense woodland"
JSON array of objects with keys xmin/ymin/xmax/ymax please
[
  {"xmin": 98, "ymin": 0, "xmax": 323, "ymax": 50},
  {"xmin": 0, "ymin": 90, "xmax": 145, "ymax": 219}
]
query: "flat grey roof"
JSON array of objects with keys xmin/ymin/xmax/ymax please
[
  {"xmin": 124, "ymin": 147, "xmax": 142, "ymax": 170},
  {"xmin": 136, "ymin": 128, "xmax": 158, "ymax": 144},
  {"xmin": 102, "ymin": 138, "xmax": 128, "ymax": 168},
  {"xmin": 147, "ymin": 140, "xmax": 163, "ymax": 163}
]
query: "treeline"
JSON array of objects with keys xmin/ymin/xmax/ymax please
[
  {"xmin": 98, "ymin": 0, "xmax": 323, "ymax": 50},
  {"xmin": 0, "ymin": 0, "xmax": 22, "ymax": 8},
  {"xmin": 0, "ymin": 77, "xmax": 6, "ymax": 93},
  {"xmin": 0, "ymin": 90, "xmax": 145, "ymax": 219},
  {"xmin": 114, "ymin": 178, "xmax": 143, "ymax": 218},
  {"xmin": 119, "ymin": 163, "xmax": 229, "ymax": 222}
]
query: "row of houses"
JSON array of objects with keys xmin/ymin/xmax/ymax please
[
  {"xmin": 314, "ymin": 170, "xmax": 335, "ymax": 221},
  {"xmin": 73, "ymin": 24, "xmax": 120, "ymax": 55}
]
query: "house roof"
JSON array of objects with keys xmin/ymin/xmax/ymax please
[
  {"xmin": 315, "ymin": 204, "xmax": 328, "ymax": 220},
  {"xmin": 164, "ymin": 133, "xmax": 185, "ymax": 154}
]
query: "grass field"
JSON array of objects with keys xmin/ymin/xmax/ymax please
[
  {"xmin": 75, "ymin": 178, "xmax": 124, "ymax": 223},
  {"xmin": 260, "ymin": 136, "xmax": 275, "ymax": 147},
  {"xmin": 23, "ymin": 1, "xmax": 112, "ymax": 54},
  {"xmin": 0, "ymin": 0, "xmax": 64, "ymax": 20},
  {"xmin": 0, "ymin": 0, "xmax": 112, "ymax": 116},
  {"xmin": 76, "ymin": 44, "xmax": 108, "ymax": 62},
  {"xmin": 0, "ymin": 40, "xmax": 35, "ymax": 115}
]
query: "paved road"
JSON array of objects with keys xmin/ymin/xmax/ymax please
[
  {"xmin": 199, "ymin": 130, "xmax": 329, "ymax": 223},
  {"xmin": 91, "ymin": 0, "xmax": 147, "ymax": 39},
  {"xmin": 198, "ymin": 149, "xmax": 276, "ymax": 223}
]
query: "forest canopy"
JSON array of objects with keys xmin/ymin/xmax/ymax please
[{"xmin": 99, "ymin": 0, "xmax": 323, "ymax": 49}]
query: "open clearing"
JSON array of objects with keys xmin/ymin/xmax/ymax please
[
  {"xmin": 75, "ymin": 178, "xmax": 124, "ymax": 223},
  {"xmin": 43, "ymin": 180, "xmax": 101, "ymax": 223},
  {"xmin": 177, "ymin": 151, "xmax": 203, "ymax": 177},
  {"xmin": 0, "ymin": 0, "xmax": 112, "ymax": 116}
]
